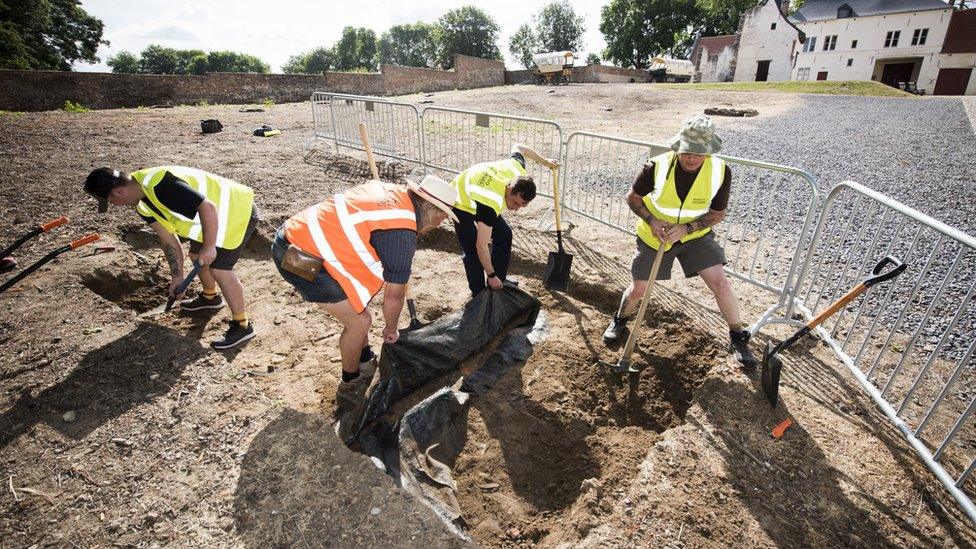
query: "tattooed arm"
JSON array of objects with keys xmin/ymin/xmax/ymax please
[
  {"xmin": 687, "ymin": 209, "xmax": 726, "ymax": 232},
  {"xmin": 149, "ymin": 222, "xmax": 185, "ymax": 295}
]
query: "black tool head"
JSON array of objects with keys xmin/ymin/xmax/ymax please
[
  {"xmin": 761, "ymin": 341, "xmax": 782, "ymax": 408},
  {"xmin": 542, "ymin": 250, "xmax": 573, "ymax": 292}
]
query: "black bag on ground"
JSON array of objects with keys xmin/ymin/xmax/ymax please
[{"xmin": 200, "ymin": 119, "xmax": 223, "ymax": 133}]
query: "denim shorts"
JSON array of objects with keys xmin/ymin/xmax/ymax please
[{"xmin": 271, "ymin": 226, "xmax": 347, "ymax": 304}]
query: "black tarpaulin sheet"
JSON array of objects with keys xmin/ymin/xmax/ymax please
[{"xmin": 347, "ymin": 285, "xmax": 540, "ymax": 444}]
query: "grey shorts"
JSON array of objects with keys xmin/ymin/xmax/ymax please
[{"xmin": 631, "ymin": 232, "xmax": 727, "ymax": 281}]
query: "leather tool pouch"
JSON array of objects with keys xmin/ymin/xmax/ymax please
[{"xmin": 281, "ymin": 244, "xmax": 323, "ymax": 282}]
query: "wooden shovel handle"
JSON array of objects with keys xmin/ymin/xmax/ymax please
[
  {"xmin": 551, "ymin": 167, "xmax": 562, "ymax": 233},
  {"xmin": 358, "ymin": 122, "xmax": 380, "ymax": 180},
  {"xmin": 41, "ymin": 216, "xmax": 69, "ymax": 232},
  {"xmin": 808, "ymin": 283, "xmax": 866, "ymax": 329},
  {"xmin": 70, "ymin": 234, "xmax": 100, "ymax": 249}
]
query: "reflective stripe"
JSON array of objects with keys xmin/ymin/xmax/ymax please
[
  {"xmin": 468, "ymin": 185, "xmax": 504, "ymax": 212},
  {"xmin": 347, "ymin": 208, "xmax": 416, "ymax": 224},
  {"xmin": 305, "ymin": 206, "xmax": 372, "ymax": 308},
  {"xmin": 334, "ymin": 194, "xmax": 385, "ymax": 281},
  {"xmin": 215, "ymin": 178, "xmax": 231, "ymax": 246}
]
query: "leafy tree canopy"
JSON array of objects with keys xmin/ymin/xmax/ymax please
[
  {"xmin": 435, "ymin": 6, "xmax": 501, "ymax": 69},
  {"xmin": 535, "ymin": 0, "xmax": 585, "ymax": 53},
  {"xmin": 377, "ymin": 22, "xmax": 437, "ymax": 68},
  {"xmin": 0, "ymin": 0, "xmax": 107, "ymax": 70}
]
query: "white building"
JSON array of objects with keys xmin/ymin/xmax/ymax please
[
  {"xmin": 690, "ymin": 35, "xmax": 738, "ymax": 82},
  {"xmin": 935, "ymin": 8, "xmax": 976, "ymax": 94},
  {"xmin": 789, "ymin": 0, "xmax": 954, "ymax": 93},
  {"xmin": 734, "ymin": 0, "xmax": 802, "ymax": 82}
]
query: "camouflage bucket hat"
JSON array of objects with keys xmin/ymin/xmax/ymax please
[{"xmin": 669, "ymin": 114, "xmax": 722, "ymax": 155}]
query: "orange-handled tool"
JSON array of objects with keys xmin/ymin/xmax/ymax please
[
  {"xmin": 1, "ymin": 215, "xmax": 71, "ymax": 260},
  {"xmin": 41, "ymin": 216, "xmax": 69, "ymax": 232},
  {"xmin": 0, "ymin": 233, "xmax": 102, "ymax": 295}
]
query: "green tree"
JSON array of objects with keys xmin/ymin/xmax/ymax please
[
  {"xmin": 283, "ymin": 46, "xmax": 333, "ymax": 74},
  {"xmin": 174, "ymin": 48, "xmax": 205, "ymax": 74},
  {"xmin": 204, "ymin": 50, "xmax": 269, "ymax": 73},
  {"xmin": 695, "ymin": 0, "xmax": 761, "ymax": 36},
  {"xmin": 508, "ymin": 23, "xmax": 537, "ymax": 69},
  {"xmin": 600, "ymin": 0, "xmax": 697, "ymax": 69},
  {"xmin": 535, "ymin": 0, "xmax": 585, "ymax": 53},
  {"xmin": 586, "ymin": 52, "xmax": 600, "ymax": 65},
  {"xmin": 356, "ymin": 28, "xmax": 377, "ymax": 71},
  {"xmin": 435, "ymin": 6, "xmax": 501, "ymax": 69},
  {"xmin": 377, "ymin": 22, "xmax": 437, "ymax": 68},
  {"xmin": 333, "ymin": 26, "xmax": 359, "ymax": 71},
  {"xmin": 0, "ymin": 0, "xmax": 107, "ymax": 70},
  {"xmin": 107, "ymin": 50, "xmax": 140, "ymax": 73},
  {"xmin": 139, "ymin": 44, "xmax": 179, "ymax": 74}
]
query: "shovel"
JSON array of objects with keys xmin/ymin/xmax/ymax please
[
  {"xmin": 610, "ymin": 242, "xmax": 668, "ymax": 373},
  {"xmin": 762, "ymin": 255, "xmax": 907, "ymax": 407},
  {"xmin": 140, "ymin": 261, "xmax": 203, "ymax": 318},
  {"xmin": 542, "ymin": 167, "xmax": 573, "ymax": 291},
  {"xmin": 405, "ymin": 283, "xmax": 422, "ymax": 330},
  {"xmin": 0, "ymin": 216, "xmax": 70, "ymax": 272},
  {"xmin": 0, "ymin": 234, "xmax": 99, "ymax": 295}
]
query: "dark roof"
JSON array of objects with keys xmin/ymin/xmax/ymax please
[
  {"xmin": 789, "ymin": 0, "xmax": 950, "ymax": 22},
  {"xmin": 690, "ymin": 35, "xmax": 737, "ymax": 65}
]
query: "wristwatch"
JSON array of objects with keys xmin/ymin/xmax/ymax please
[
  {"xmin": 685, "ymin": 223, "xmax": 694, "ymax": 234},
  {"xmin": 487, "ymin": 272, "xmax": 497, "ymax": 279}
]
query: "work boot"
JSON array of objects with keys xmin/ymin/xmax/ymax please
[
  {"xmin": 730, "ymin": 329, "xmax": 758, "ymax": 369},
  {"xmin": 180, "ymin": 293, "xmax": 224, "ymax": 311},
  {"xmin": 211, "ymin": 320, "xmax": 256, "ymax": 350},
  {"xmin": 603, "ymin": 313, "xmax": 629, "ymax": 344},
  {"xmin": 334, "ymin": 358, "xmax": 377, "ymax": 442}
]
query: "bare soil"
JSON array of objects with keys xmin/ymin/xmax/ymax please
[{"xmin": 1, "ymin": 84, "xmax": 973, "ymax": 548}]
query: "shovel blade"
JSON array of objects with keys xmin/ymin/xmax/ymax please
[
  {"xmin": 761, "ymin": 341, "xmax": 782, "ymax": 408},
  {"xmin": 542, "ymin": 251, "xmax": 573, "ymax": 292}
]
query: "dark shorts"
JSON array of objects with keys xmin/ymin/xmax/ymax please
[
  {"xmin": 188, "ymin": 204, "xmax": 260, "ymax": 271},
  {"xmin": 271, "ymin": 225, "xmax": 347, "ymax": 304},
  {"xmin": 631, "ymin": 231, "xmax": 727, "ymax": 281}
]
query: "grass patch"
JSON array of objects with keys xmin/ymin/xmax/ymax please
[
  {"xmin": 263, "ymin": 98, "xmax": 275, "ymax": 108},
  {"xmin": 656, "ymin": 80, "xmax": 914, "ymax": 97},
  {"xmin": 0, "ymin": 110, "xmax": 25, "ymax": 116},
  {"xmin": 62, "ymin": 100, "xmax": 90, "ymax": 112}
]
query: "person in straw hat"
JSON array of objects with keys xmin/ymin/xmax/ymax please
[
  {"xmin": 602, "ymin": 114, "xmax": 757, "ymax": 368},
  {"xmin": 271, "ymin": 175, "xmax": 459, "ymax": 437}
]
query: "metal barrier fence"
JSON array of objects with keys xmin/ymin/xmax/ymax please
[
  {"xmin": 310, "ymin": 92, "xmax": 424, "ymax": 165},
  {"xmin": 310, "ymin": 93, "xmax": 975, "ymax": 521},
  {"xmin": 561, "ymin": 131, "xmax": 821, "ymax": 329},
  {"xmin": 420, "ymin": 107, "xmax": 563, "ymax": 198},
  {"xmin": 782, "ymin": 181, "xmax": 976, "ymax": 523}
]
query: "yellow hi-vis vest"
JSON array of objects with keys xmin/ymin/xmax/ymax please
[
  {"xmin": 450, "ymin": 157, "xmax": 526, "ymax": 215},
  {"xmin": 635, "ymin": 151, "xmax": 725, "ymax": 251},
  {"xmin": 133, "ymin": 166, "xmax": 255, "ymax": 250}
]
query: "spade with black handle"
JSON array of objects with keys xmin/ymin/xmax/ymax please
[
  {"xmin": 762, "ymin": 255, "xmax": 907, "ymax": 407},
  {"xmin": 0, "ymin": 234, "xmax": 100, "ymax": 295}
]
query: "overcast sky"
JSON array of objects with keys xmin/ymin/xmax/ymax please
[{"xmin": 74, "ymin": 0, "xmax": 610, "ymax": 73}]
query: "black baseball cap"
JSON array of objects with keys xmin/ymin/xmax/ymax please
[{"xmin": 84, "ymin": 168, "xmax": 123, "ymax": 213}]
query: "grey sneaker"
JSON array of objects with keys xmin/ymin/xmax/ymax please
[
  {"xmin": 334, "ymin": 359, "xmax": 377, "ymax": 442},
  {"xmin": 211, "ymin": 320, "xmax": 255, "ymax": 350},
  {"xmin": 730, "ymin": 330, "xmax": 758, "ymax": 369},
  {"xmin": 180, "ymin": 293, "xmax": 224, "ymax": 311},
  {"xmin": 603, "ymin": 314, "xmax": 629, "ymax": 344}
]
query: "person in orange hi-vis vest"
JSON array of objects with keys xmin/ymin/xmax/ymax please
[{"xmin": 271, "ymin": 175, "xmax": 458, "ymax": 438}]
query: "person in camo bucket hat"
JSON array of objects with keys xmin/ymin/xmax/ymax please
[
  {"xmin": 669, "ymin": 113, "xmax": 723, "ymax": 155},
  {"xmin": 603, "ymin": 113, "xmax": 758, "ymax": 369}
]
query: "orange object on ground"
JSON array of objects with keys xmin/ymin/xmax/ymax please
[
  {"xmin": 772, "ymin": 418, "xmax": 793, "ymax": 439},
  {"xmin": 41, "ymin": 216, "xmax": 69, "ymax": 232}
]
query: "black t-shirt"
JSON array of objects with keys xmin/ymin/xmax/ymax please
[
  {"xmin": 473, "ymin": 152, "xmax": 526, "ymax": 227},
  {"xmin": 631, "ymin": 158, "xmax": 732, "ymax": 211},
  {"xmin": 139, "ymin": 172, "xmax": 205, "ymax": 223}
]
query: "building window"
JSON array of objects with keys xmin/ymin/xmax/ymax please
[
  {"xmin": 847, "ymin": 58, "xmax": 853, "ymax": 66},
  {"xmin": 852, "ymin": 40, "xmax": 858, "ymax": 48},
  {"xmin": 771, "ymin": 22, "xmax": 777, "ymax": 30},
  {"xmin": 803, "ymin": 36, "xmax": 817, "ymax": 52},
  {"xmin": 912, "ymin": 28, "xmax": 929, "ymax": 46},
  {"xmin": 796, "ymin": 67, "xmax": 810, "ymax": 81},
  {"xmin": 823, "ymin": 35, "xmax": 837, "ymax": 51},
  {"xmin": 884, "ymin": 31, "xmax": 900, "ymax": 48}
]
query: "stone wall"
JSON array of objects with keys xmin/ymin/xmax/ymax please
[
  {"xmin": 504, "ymin": 64, "xmax": 650, "ymax": 85},
  {"xmin": 0, "ymin": 54, "xmax": 505, "ymax": 111}
]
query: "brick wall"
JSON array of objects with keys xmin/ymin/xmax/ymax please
[
  {"xmin": 0, "ymin": 54, "xmax": 505, "ymax": 111},
  {"xmin": 504, "ymin": 64, "xmax": 650, "ymax": 85}
]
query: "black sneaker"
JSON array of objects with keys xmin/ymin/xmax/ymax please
[
  {"xmin": 730, "ymin": 329, "xmax": 758, "ymax": 369},
  {"xmin": 603, "ymin": 313, "xmax": 629, "ymax": 344},
  {"xmin": 180, "ymin": 293, "xmax": 224, "ymax": 311},
  {"xmin": 211, "ymin": 320, "xmax": 255, "ymax": 350}
]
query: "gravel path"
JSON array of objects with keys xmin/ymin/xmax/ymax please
[{"xmin": 720, "ymin": 95, "xmax": 976, "ymax": 237}]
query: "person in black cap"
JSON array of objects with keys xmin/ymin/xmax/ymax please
[{"xmin": 84, "ymin": 166, "xmax": 259, "ymax": 350}]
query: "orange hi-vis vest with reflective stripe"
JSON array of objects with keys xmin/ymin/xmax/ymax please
[{"xmin": 284, "ymin": 181, "xmax": 418, "ymax": 313}]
